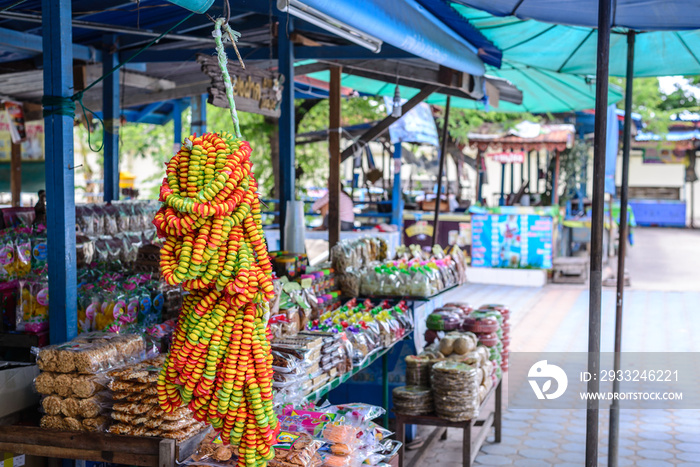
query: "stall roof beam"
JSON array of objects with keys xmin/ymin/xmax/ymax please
[
  {"xmin": 122, "ymin": 45, "xmax": 415, "ymax": 63},
  {"xmin": 86, "ymin": 65, "xmax": 176, "ymax": 91},
  {"xmin": 82, "ymin": 81, "xmax": 208, "ymax": 112},
  {"xmin": 0, "ymin": 11, "xmax": 214, "ymax": 45},
  {"xmin": 0, "ymin": 26, "xmax": 101, "ymax": 62},
  {"xmin": 340, "ymin": 84, "xmax": 441, "ymax": 162},
  {"xmin": 296, "ymin": 59, "xmax": 498, "ymax": 101},
  {"xmin": 134, "ymin": 101, "xmax": 168, "ymax": 123}
]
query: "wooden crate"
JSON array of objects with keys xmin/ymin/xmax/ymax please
[{"xmin": 0, "ymin": 425, "xmax": 210, "ymax": 467}]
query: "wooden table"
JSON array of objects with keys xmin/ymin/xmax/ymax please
[
  {"xmin": 0, "ymin": 425, "xmax": 210, "ymax": 467},
  {"xmin": 395, "ymin": 378, "xmax": 502, "ymax": 467}
]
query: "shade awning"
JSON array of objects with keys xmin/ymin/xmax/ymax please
[
  {"xmin": 451, "ymin": 0, "xmax": 700, "ymax": 30},
  {"xmin": 449, "ymin": 3, "xmax": 700, "ymax": 77},
  {"xmin": 292, "ymin": 0, "xmax": 486, "ymax": 76}
]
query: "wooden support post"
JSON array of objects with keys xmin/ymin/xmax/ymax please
[
  {"xmin": 536, "ymin": 151, "xmax": 541, "ymax": 194},
  {"xmin": 509, "ymin": 162, "xmax": 514, "ymax": 196},
  {"xmin": 42, "ymin": 0, "xmax": 77, "ymax": 344},
  {"xmin": 527, "ymin": 150, "xmax": 532, "ymax": 193},
  {"xmin": 554, "ymin": 149, "xmax": 561, "ymax": 206},
  {"xmin": 340, "ymin": 85, "xmax": 440, "ymax": 163},
  {"xmin": 432, "ymin": 95, "xmax": 451, "ymax": 246},
  {"xmin": 328, "ymin": 66, "xmax": 342, "ymax": 250},
  {"xmin": 10, "ymin": 142, "xmax": 21, "ymax": 206},
  {"xmin": 278, "ymin": 17, "xmax": 295, "ymax": 248},
  {"xmin": 103, "ymin": 34, "xmax": 120, "ymax": 203},
  {"xmin": 476, "ymin": 150, "xmax": 483, "ymax": 203},
  {"xmin": 499, "ymin": 163, "xmax": 506, "ymax": 206}
]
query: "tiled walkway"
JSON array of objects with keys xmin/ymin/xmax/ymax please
[{"xmin": 405, "ymin": 227, "xmax": 700, "ymax": 466}]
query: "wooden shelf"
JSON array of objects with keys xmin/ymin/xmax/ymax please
[{"xmin": 0, "ymin": 425, "xmax": 210, "ymax": 467}]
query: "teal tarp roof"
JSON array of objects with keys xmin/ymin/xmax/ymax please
[
  {"xmin": 307, "ymin": 64, "xmax": 622, "ymax": 113},
  {"xmin": 451, "ymin": 3, "xmax": 700, "ymax": 77},
  {"xmin": 451, "ymin": 0, "xmax": 700, "ymax": 31}
]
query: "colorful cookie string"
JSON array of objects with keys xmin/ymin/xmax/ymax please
[{"xmin": 154, "ymin": 130, "xmax": 278, "ymax": 467}]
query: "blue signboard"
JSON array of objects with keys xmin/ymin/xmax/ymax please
[{"xmin": 471, "ymin": 214, "xmax": 553, "ymax": 269}]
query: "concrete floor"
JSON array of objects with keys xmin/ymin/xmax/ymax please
[
  {"xmin": 403, "ymin": 227, "xmax": 700, "ymax": 466},
  {"xmin": 625, "ymin": 227, "xmax": 700, "ymax": 292}
]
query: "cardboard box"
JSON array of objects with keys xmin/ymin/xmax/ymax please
[{"xmin": 0, "ymin": 362, "xmax": 39, "ymax": 419}]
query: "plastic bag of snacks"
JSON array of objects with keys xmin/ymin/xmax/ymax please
[
  {"xmin": 17, "ymin": 279, "xmax": 49, "ymax": 333},
  {"xmin": 36, "ymin": 333, "xmax": 150, "ymax": 374}
]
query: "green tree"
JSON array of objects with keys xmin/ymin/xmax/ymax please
[{"xmin": 610, "ymin": 76, "xmax": 700, "ymax": 134}]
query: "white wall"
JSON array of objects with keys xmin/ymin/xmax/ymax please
[{"xmin": 615, "ymin": 149, "xmax": 699, "ymax": 225}]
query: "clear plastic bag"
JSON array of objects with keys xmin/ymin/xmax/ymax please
[
  {"xmin": 90, "ymin": 204, "xmax": 106, "ymax": 236},
  {"xmin": 102, "ymin": 204, "xmax": 119, "ymax": 236}
]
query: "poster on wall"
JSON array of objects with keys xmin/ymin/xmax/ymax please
[
  {"xmin": 471, "ymin": 214, "xmax": 553, "ymax": 269},
  {"xmin": 0, "ymin": 113, "xmax": 43, "ymax": 161},
  {"xmin": 638, "ymin": 142, "xmax": 688, "ymax": 164}
]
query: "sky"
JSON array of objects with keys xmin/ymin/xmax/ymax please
[{"xmin": 658, "ymin": 76, "xmax": 700, "ymax": 98}]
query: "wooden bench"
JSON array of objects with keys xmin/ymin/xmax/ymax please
[
  {"xmin": 0, "ymin": 425, "xmax": 210, "ymax": 467},
  {"xmin": 395, "ymin": 378, "xmax": 502, "ymax": 467}
]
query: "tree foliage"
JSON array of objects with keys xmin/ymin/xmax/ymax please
[{"xmin": 610, "ymin": 76, "xmax": 700, "ymax": 134}]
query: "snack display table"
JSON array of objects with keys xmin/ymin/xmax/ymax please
[
  {"xmin": 0, "ymin": 425, "xmax": 210, "ymax": 467},
  {"xmin": 394, "ymin": 378, "xmax": 502, "ymax": 467},
  {"xmin": 306, "ymin": 331, "xmax": 414, "ymax": 429}
]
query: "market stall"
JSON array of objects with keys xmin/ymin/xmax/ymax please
[
  {"xmin": 467, "ymin": 122, "xmax": 575, "ymax": 207},
  {"xmin": 0, "ymin": 200, "xmax": 181, "ymax": 360},
  {"xmin": 0, "ymin": 1, "xmax": 531, "ymax": 466}
]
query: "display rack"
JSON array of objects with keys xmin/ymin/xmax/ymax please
[
  {"xmin": 306, "ymin": 330, "xmax": 413, "ymax": 428},
  {"xmin": 0, "ymin": 425, "xmax": 210, "ymax": 467},
  {"xmin": 394, "ymin": 378, "xmax": 502, "ymax": 467}
]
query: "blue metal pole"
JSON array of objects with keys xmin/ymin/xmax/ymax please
[
  {"xmin": 42, "ymin": 0, "xmax": 77, "ymax": 344},
  {"xmin": 278, "ymin": 17, "xmax": 295, "ymax": 248},
  {"xmin": 499, "ymin": 163, "xmax": 506, "ymax": 206},
  {"xmin": 191, "ymin": 94, "xmax": 207, "ymax": 136},
  {"xmin": 173, "ymin": 100, "xmax": 182, "ymax": 152},
  {"xmin": 103, "ymin": 34, "xmax": 120, "ymax": 203},
  {"xmin": 391, "ymin": 142, "xmax": 403, "ymax": 227}
]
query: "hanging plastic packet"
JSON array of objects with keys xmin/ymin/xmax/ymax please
[
  {"xmin": 15, "ymin": 235, "xmax": 32, "ymax": 277},
  {"xmin": 18, "ymin": 278, "xmax": 49, "ymax": 333},
  {"xmin": 0, "ymin": 234, "xmax": 15, "ymax": 279}
]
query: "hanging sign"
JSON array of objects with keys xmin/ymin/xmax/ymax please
[
  {"xmin": 488, "ymin": 151, "xmax": 525, "ymax": 164},
  {"xmin": 198, "ymin": 54, "xmax": 284, "ymax": 118},
  {"xmin": 3, "ymin": 101, "xmax": 26, "ymax": 143}
]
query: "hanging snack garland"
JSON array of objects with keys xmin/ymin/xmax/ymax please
[{"xmin": 153, "ymin": 18, "xmax": 278, "ymax": 467}]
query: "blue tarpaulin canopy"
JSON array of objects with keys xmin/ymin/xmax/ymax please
[
  {"xmin": 449, "ymin": 3, "xmax": 700, "ymax": 77},
  {"xmin": 451, "ymin": 0, "xmax": 700, "ymax": 30},
  {"xmin": 289, "ymin": 0, "xmax": 487, "ymax": 76}
]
